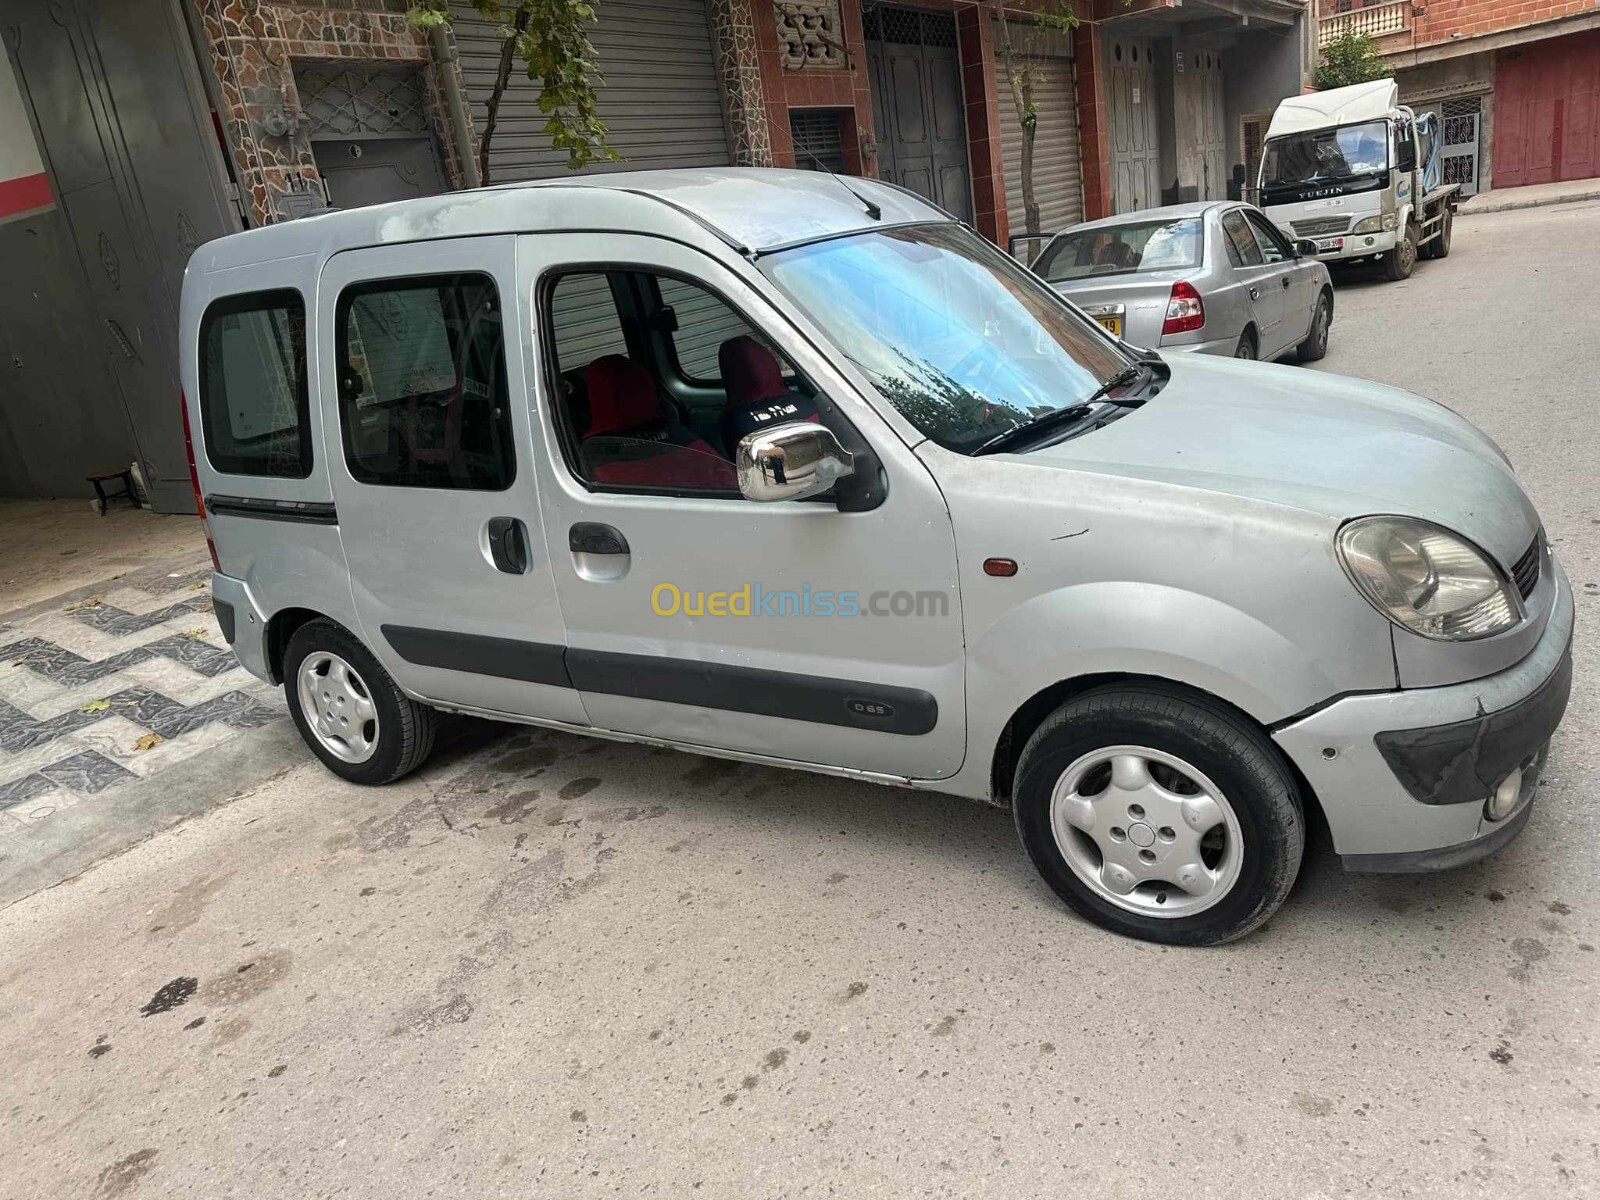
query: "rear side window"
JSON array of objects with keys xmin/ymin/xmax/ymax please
[
  {"xmin": 336, "ymin": 273, "xmax": 515, "ymax": 491},
  {"xmin": 198, "ymin": 290, "xmax": 310, "ymax": 478}
]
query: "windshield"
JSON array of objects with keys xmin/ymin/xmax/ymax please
[
  {"xmin": 1034, "ymin": 218, "xmax": 1203, "ymax": 282},
  {"xmin": 1261, "ymin": 119, "xmax": 1389, "ymax": 186},
  {"xmin": 760, "ymin": 224, "xmax": 1127, "ymax": 454}
]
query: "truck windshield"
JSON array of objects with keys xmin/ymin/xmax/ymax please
[
  {"xmin": 760, "ymin": 224, "xmax": 1128, "ymax": 454},
  {"xmin": 1034, "ymin": 218, "xmax": 1203, "ymax": 282},
  {"xmin": 1261, "ymin": 119, "xmax": 1389, "ymax": 186}
]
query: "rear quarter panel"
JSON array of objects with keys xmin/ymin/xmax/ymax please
[{"xmin": 180, "ymin": 252, "xmax": 361, "ymax": 653}]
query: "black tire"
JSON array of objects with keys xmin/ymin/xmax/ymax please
[
  {"xmin": 1422, "ymin": 208, "xmax": 1453, "ymax": 259},
  {"xmin": 1233, "ymin": 329, "xmax": 1257, "ymax": 360},
  {"xmin": 1383, "ymin": 223, "xmax": 1417, "ymax": 280},
  {"xmin": 283, "ymin": 617, "xmax": 436, "ymax": 785},
  {"xmin": 1012, "ymin": 684, "xmax": 1305, "ymax": 945},
  {"xmin": 1295, "ymin": 290, "xmax": 1332, "ymax": 363}
]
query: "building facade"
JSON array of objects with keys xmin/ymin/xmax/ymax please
[
  {"xmin": 1318, "ymin": 0, "xmax": 1600, "ymax": 194},
  {"xmin": 1, "ymin": 0, "xmax": 1314, "ymax": 509}
]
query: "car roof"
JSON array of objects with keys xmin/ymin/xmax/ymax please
[
  {"xmin": 1054, "ymin": 200, "xmax": 1239, "ymax": 236},
  {"xmin": 187, "ymin": 168, "xmax": 950, "ymax": 274}
]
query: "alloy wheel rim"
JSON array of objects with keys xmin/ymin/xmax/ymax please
[
  {"xmin": 1049, "ymin": 745, "xmax": 1245, "ymax": 918},
  {"xmin": 296, "ymin": 651, "xmax": 379, "ymax": 763}
]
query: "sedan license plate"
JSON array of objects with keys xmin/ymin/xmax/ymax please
[
  {"xmin": 1315, "ymin": 237, "xmax": 1344, "ymax": 253},
  {"xmin": 1095, "ymin": 315, "xmax": 1123, "ymax": 337}
]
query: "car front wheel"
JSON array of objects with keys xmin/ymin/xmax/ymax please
[
  {"xmin": 1383, "ymin": 224, "xmax": 1417, "ymax": 280},
  {"xmin": 1012, "ymin": 684, "xmax": 1305, "ymax": 945},
  {"xmin": 284, "ymin": 618, "xmax": 436, "ymax": 785}
]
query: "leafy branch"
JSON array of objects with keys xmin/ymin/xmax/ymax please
[
  {"xmin": 408, "ymin": 0, "xmax": 620, "ymax": 183},
  {"xmin": 993, "ymin": 3, "xmax": 1079, "ymax": 242}
]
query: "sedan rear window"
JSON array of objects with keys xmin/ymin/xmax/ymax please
[{"xmin": 1034, "ymin": 218, "xmax": 1204, "ymax": 283}]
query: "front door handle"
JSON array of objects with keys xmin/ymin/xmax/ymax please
[
  {"xmin": 1281, "ymin": 275, "xmax": 1292, "ymax": 289},
  {"xmin": 486, "ymin": 516, "xmax": 529, "ymax": 574},
  {"xmin": 569, "ymin": 522, "xmax": 630, "ymax": 583},
  {"xmin": 569, "ymin": 523, "xmax": 629, "ymax": 556}
]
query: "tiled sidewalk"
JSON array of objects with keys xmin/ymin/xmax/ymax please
[{"xmin": 0, "ymin": 557, "xmax": 285, "ymax": 834}]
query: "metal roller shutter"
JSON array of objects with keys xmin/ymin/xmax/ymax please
[
  {"xmin": 997, "ymin": 23, "xmax": 1082, "ymax": 261},
  {"xmin": 450, "ymin": 0, "xmax": 731, "ymax": 184}
]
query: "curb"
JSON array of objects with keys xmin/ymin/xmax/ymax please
[{"xmin": 1460, "ymin": 188, "xmax": 1600, "ymax": 215}]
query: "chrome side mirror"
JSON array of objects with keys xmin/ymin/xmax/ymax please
[
  {"xmin": 736, "ymin": 421, "xmax": 855, "ymax": 503},
  {"xmin": 1293, "ymin": 238, "xmax": 1319, "ymax": 258}
]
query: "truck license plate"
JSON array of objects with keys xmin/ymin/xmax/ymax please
[{"xmin": 1315, "ymin": 237, "xmax": 1344, "ymax": 252}]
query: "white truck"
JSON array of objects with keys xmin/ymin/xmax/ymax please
[{"xmin": 1257, "ymin": 79, "xmax": 1458, "ymax": 282}]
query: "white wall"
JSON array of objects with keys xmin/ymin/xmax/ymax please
[{"xmin": 0, "ymin": 51, "xmax": 50, "ymax": 220}]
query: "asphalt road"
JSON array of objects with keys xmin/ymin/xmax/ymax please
[{"xmin": 2, "ymin": 201, "xmax": 1597, "ymax": 1200}]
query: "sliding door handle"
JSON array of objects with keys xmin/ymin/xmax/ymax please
[{"xmin": 485, "ymin": 516, "xmax": 529, "ymax": 574}]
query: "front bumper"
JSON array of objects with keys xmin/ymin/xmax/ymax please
[
  {"xmin": 1314, "ymin": 229, "xmax": 1397, "ymax": 262},
  {"xmin": 1273, "ymin": 557, "xmax": 1574, "ymax": 870}
]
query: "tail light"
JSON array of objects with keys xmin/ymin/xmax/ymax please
[
  {"xmin": 180, "ymin": 391, "xmax": 221, "ymax": 572},
  {"xmin": 1161, "ymin": 280, "xmax": 1205, "ymax": 335}
]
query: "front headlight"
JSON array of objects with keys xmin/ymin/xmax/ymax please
[
  {"xmin": 1351, "ymin": 213, "xmax": 1399, "ymax": 235},
  {"xmin": 1337, "ymin": 516, "xmax": 1522, "ymax": 641}
]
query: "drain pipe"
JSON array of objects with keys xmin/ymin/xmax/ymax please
[{"xmin": 431, "ymin": 25, "xmax": 482, "ymax": 189}]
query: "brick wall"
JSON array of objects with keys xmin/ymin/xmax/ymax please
[
  {"xmin": 1320, "ymin": 0, "xmax": 1595, "ymax": 51},
  {"xmin": 194, "ymin": 0, "xmax": 454, "ymax": 225}
]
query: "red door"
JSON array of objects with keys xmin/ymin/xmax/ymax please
[{"xmin": 1495, "ymin": 30, "xmax": 1600, "ymax": 188}]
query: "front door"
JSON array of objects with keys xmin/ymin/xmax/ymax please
[
  {"xmin": 1108, "ymin": 37, "xmax": 1161, "ymax": 213},
  {"xmin": 315, "ymin": 236, "xmax": 586, "ymax": 725},
  {"xmin": 522, "ymin": 232, "xmax": 968, "ymax": 781},
  {"xmin": 865, "ymin": 6, "xmax": 973, "ymax": 223}
]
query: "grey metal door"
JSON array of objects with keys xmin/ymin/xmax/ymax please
[
  {"xmin": 1108, "ymin": 37, "xmax": 1160, "ymax": 214},
  {"xmin": 295, "ymin": 61, "xmax": 447, "ymax": 209},
  {"xmin": 312, "ymin": 139, "xmax": 446, "ymax": 209},
  {"xmin": 865, "ymin": 6, "xmax": 973, "ymax": 222},
  {"xmin": 5, "ymin": 0, "xmax": 239, "ymax": 512},
  {"xmin": 1438, "ymin": 96, "xmax": 1482, "ymax": 197},
  {"xmin": 1199, "ymin": 53, "xmax": 1227, "ymax": 201}
]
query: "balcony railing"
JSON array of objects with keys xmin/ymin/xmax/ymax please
[{"xmin": 1319, "ymin": 1, "xmax": 1408, "ymax": 45}]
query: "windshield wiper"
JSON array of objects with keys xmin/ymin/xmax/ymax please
[
  {"xmin": 1080, "ymin": 362, "xmax": 1150, "ymax": 407},
  {"xmin": 971, "ymin": 403, "xmax": 1094, "ymax": 456},
  {"xmin": 970, "ymin": 363, "xmax": 1152, "ymax": 457}
]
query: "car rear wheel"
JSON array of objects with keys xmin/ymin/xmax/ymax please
[
  {"xmin": 1012, "ymin": 684, "xmax": 1305, "ymax": 945},
  {"xmin": 1383, "ymin": 223, "xmax": 1418, "ymax": 280},
  {"xmin": 1233, "ymin": 329, "xmax": 1257, "ymax": 360},
  {"xmin": 284, "ymin": 618, "xmax": 436, "ymax": 785},
  {"xmin": 1296, "ymin": 291, "xmax": 1332, "ymax": 363}
]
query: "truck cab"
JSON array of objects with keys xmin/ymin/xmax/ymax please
[{"xmin": 1258, "ymin": 79, "xmax": 1455, "ymax": 281}]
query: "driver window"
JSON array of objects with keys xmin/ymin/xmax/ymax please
[
  {"xmin": 1220, "ymin": 210, "xmax": 1264, "ymax": 267},
  {"xmin": 1243, "ymin": 211, "xmax": 1291, "ymax": 265},
  {"xmin": 542, "ymin": 268, "xmax": 822, "ymax": 497}
]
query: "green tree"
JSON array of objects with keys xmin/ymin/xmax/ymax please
[
  {"xmin": 992, "ymin": 3, "xmax": 1078, "ymax": 252},
  {"xmin": 1315, "ymin": 31, "xmax": 1393, "ymax": 90},
  {"xmin": 408, "ymin": 1, "xmax": 620, "ymax": 183}
]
